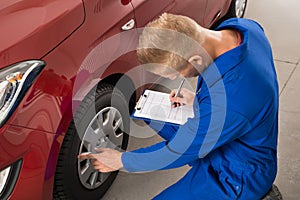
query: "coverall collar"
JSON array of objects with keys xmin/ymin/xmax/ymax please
[{"xmin": 198, "ymin": 20, "xmax": 249, "ymax": 89}]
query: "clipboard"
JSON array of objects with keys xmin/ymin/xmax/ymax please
[{"xmin": 131, "ymin": 90, "xmax": 194, "ymax": 125}]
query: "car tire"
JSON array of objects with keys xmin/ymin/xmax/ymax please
[
  {"xmin": 53, "ymin": 83, "xmax": 129, "ymax": 200},
  {"xmin": 261, "ymin": 184, "xmax": 283, "ymax": 200}
]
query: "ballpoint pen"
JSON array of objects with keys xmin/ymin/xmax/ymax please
[{"xmin": 171, "ymin": 78, "xmax": 185, "ymax": 106}]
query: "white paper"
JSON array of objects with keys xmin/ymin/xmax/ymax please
[{"xmin": 133, "ymin": 90, "xmax": 194, "ymax": 125}]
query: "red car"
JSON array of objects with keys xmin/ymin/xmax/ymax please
[{"xmin": 0, "ymin": 0, "xmax": 246, "ymax": 199}]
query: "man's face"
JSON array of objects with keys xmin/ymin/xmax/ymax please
[
  {"xmin": 178, "ymin": 63, "xmax": 201, "ymax": 78},
  {"xmin": 148, "ymin": 54, "xmax": 207, "ymax": 80},
  {"xmin": 154, "ymin": 64, "xmax": 199, "ymax": 80},
  {"xmin": 161, "ymin": 72, "xmax": 179, "ymax": 80}
]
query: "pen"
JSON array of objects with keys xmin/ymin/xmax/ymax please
[{"xmin": 172, "ymin": 78, "xmax": 185, "ymax": 106}]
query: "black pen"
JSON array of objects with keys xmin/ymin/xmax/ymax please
[{"xmin": 171, "ymin": 78, "xmax": 185, "ymax": 106}]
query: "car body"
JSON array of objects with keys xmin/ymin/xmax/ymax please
[{"xmin": 0, "ymin": 0, "xmax": 244, "ymax": 199}]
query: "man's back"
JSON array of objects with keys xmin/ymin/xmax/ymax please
[{"xmin": 208, "ymin": 18, "xmax": 279, "ymax": 199}]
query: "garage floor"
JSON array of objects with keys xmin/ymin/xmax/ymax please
[{"xmin": 102, "ymin": 0, "xmax": 300, "ymax": 199}]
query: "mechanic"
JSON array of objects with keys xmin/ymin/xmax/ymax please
[{"xmin": 78, "ymin": 13, "xmax": 279, "ymax": 199}]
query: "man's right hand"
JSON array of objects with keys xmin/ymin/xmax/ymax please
[{"xmin": 169, "ymin": 88, "xmax": 195, "ymax": 108}]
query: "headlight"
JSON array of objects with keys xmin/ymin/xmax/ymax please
[
  {"xmin": 0, "ymin": 60, "xmax": 45, "ymax": 127},
  {"xmin": 0, "ymin": 160, "xmax": 22, "ymax": 199},
  {"xmin": 0, "ymin": 166, "xmax": 11, "ymax": 194}
]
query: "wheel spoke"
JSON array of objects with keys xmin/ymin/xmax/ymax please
[
  {"xmin": 82, "ymin": 141, "xmax": 93, "ymax": 152},
  {"xmin": 108, "ymin": 108, "xmax": 117, "ymax": 123},
  {"xmin": 80, "ymin": 162, "xmax": 95, "ymax": 183},
  {"xmin": 84, "ymin": 126, "xmax": 101, "ymax": 144},
  {"xmin": 88, "ymin": 171, "xmax": 99, "ymax": 187},
  {"xmin": 107, "ymin": 134, "xmax": 123, "ymax": 149},
  {"xmin": 99, "ymin": 172, "xmax": 110, "ymax": 183},
  {"xmin": 95, "ymin": 114, "xmax": 104, "ymax": 130},
  {"xmin": 113, "ymin": 118, "xmax": 123, "ymax": 133},
  {"xmin": 110, "ymin": 116, "xmax": 123, "ymax": 148}
]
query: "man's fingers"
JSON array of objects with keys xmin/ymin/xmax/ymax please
[
  {"xmin": 172, "ymin": 97, "xmax": 186, "ymax": 105},
  {"xmin": 77, "ymin": 152, "xmax": 94, "ymax": 160},
  {"xmin": 90, "ymin": 157, "xmax": 114, "ymax": 172},
  {"xmin": 169, "ymin": 89, "xmax": 178, "ymax": 100},
  {"xmin": 97, "ymin": 165, "xmax": 114, "ymax": 173},
  {"xmin": 94, "ymin": 147, "xmax": 103, "ymax": 153},
  {"xmin": 92, "ymin": 160, "xmax": 116, "ymax": 172},
  {"xmin": 171, "ymin": 102, "xmax": 181, "ymax": 108},
  {"xmin": 170, "ymin": 88, "xmax": 186, "ymax": 103},
  {"xmin": 78, "ymin": 148, "xmax": 122, "ymax": 173},
  {"xmin": 95, "ymin": 147, "xmax": 112, "ymax": 153},
  {"xmin": 91, "ymin": 159, "xmax": 100, "ymax": 166},
  {"xmin": 170, "ymin": 89, "xmax": 177, "ymax": 96}
]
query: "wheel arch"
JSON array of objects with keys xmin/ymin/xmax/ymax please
[
  {"xmin": 42, "ymin": 71, "xmax": 136, "ymax": 198},
  {"xmin": 100, "ymin": 73, "xmax": 137, "ymax": 114},
  {"xmin": 52, "ymin": 81, "xmax": 133, "ymax": 199}
]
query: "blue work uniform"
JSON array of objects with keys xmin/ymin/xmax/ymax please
[{"xmin": 122, "ymin": 18, "xmax": 279, "ymax": 199}]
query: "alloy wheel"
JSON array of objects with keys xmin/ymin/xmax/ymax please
[
  {"xmin": 235, "ymin": 0, "xmax": 247, "ymax": 18},
  {"xmin": 77, "ymin": 107, "xmax": 124, "ymax": 189}
]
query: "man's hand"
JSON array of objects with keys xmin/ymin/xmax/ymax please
[
  {"xmin": 169, "ymin": 88, "xmax": 195, "ymax": 108},
  {"xmin": 78, "ymin": 148, "xmax": 123, "ymax": 173}
]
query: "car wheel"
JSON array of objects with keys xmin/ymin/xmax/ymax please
[
  {"xmin": 226, "ymin": 0, "xmax": 247, "ymax": 18},
  {"xmin": 53, "ymin": 83, "xmax": 129, "ymax": 200},
  {"xmin": 234, "ymin": 0, "xmax": 247, "ymax": 18}
]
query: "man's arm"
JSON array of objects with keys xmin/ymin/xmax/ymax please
[
  {"xmin": 122, "ymin": 106, "xmax": 251, "ymax": 172},
  {"xmin": 78, "ymin": 103, "xmax": 251, "ymax": 173}
]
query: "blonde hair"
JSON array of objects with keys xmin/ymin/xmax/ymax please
[{"xmin": 137, "ymin": 13, "xmax": 206, "ymax": 74}]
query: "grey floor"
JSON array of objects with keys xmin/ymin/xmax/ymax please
[{"xmin": 102, "ymin": 1, "xmax": 300, "ymax": 199}]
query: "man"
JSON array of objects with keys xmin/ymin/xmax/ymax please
[{"xmin": 79, "ymin": 13, "xmax": 279, "ymax": 199}]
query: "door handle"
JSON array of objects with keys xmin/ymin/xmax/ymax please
[
  {"xmin": 121, "ymin": 0, "xmax": 132, "ymax": 5},
  {"xmin": 122, "ymin": 19, "xmax": 135, "ymax": 31}
]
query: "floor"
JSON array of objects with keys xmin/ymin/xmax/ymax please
[{"xmin": 102, "ymin": 0, "xmax": 300, "ymax": 199}]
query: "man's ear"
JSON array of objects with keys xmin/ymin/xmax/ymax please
[{"xmin": 188, "ymin": 55, "xmax": 203, "ymax": 67}]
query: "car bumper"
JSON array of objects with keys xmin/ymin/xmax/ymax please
[{"xmin": 0, "ymin": 124, "xmax": 57, "ymax": 200}]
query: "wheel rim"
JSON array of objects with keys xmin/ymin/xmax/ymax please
[
  {"xmin": 77, "ymin": 107, "xmax": 124, "ymax": 189},
  {"xmin": 235, "ymin": 0, "xmax": 247, "ymax": 18}
]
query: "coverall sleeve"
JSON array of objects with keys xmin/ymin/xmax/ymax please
[{"xmin": 121, "ymin": 101, "xmax": 251, "ymax": 172}]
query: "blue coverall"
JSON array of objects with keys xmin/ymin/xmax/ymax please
[{"xmin": 122, "ymin": 18, "xmax": 279, "ymax": 200}]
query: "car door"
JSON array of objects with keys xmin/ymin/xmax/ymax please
[
  {"xmin": 167, "ymin": 0, "xmax": 208, "ymax": 26},
  {"xmin": 131, "ymin": 0, "xmax": 175, "ymax": 27},
  {"xmin": 203, "ymin": 0, "xmax": 231, "ymax": 27},
  {"xmin": 131, "ymin": 0, "xmax": 208, "ymax": 27},
  {"xmin": 76, "ymin": 0, "xmax": 142, "ymax": 90},
  {"xmin": 97, "ymin": 0, "xmax": 144, "ymax": 92},
  {"xmin": 130, "ymin": 0, "xmax": 208, "ymax": 87}
]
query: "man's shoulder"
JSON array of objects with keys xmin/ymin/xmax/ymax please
[{"xmin": 216, "ymin": 18, "xmax": 264, "ymax": 32}]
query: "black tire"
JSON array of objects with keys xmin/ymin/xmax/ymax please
[
  {"xmin": 224, "ymin": 0, "xmax": 238, "ymax": 19},
  {"xmin": 53, "ymin": 83, "xmax": 130, "ymax": 200},
  {"xmin": 261, "ymin": 184, "xmax": 283, "ymax": 200}
]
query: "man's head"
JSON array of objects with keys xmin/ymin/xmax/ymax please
[{"xmin": 137, "ymin": 13, "xmax": 210, "ymax": 79}]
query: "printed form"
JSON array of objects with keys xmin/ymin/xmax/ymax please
[{"xmin": 133, "ymin": 90, "xmax": 194, "ymax": 125}]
